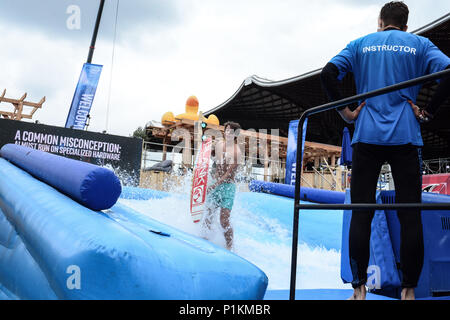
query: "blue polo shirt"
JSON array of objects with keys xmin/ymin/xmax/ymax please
[{"xmin": 330, "ymin": 30, "xmax": 450, "ymax": 146}]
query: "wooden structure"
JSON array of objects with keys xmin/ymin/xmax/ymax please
[
  {"xmin": 139, "ymin": 170, "xmax": 185, "ymax": 191},
  {"xmin": 0, "ymin": 89, "xmax": 45, "ymax": 120},
  {"xmin": 145, "ymin": 119, "xmax": 344, "ymax": 189},
  {"xmin": 147, "ymin": 118, "xmax": 289, "ymax": 166},
  {"xmin": 302, "ymin": 141, "xmax": 347, "ymax": 191}
]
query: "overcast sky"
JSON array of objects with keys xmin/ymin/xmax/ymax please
[{"xmin": 0, "ymin": 0, "xmax": 448, "ymax": 137}]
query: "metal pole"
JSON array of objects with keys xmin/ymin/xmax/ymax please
[
  {"xmin": 87, "ymin": 0, "xmax": 105, "ymax": 64},
  {"xmin": 289, "ymin": 114, "xmax": 307, "ymax": 300},
  {"xmin": 84, "ymin": 0, "xmax": 105, "ymax": 131},
  {"xmin": 296, "ymin": 203, "xmax": 450, "ymax": 210}
]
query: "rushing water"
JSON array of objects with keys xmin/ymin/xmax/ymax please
[{"xmin": 118, "ymin": 181, "xmax": 351, "ymax": 290}]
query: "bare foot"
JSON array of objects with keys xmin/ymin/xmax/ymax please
[
  {"xmin": 347, "ymin": 285, "xmax": 367, "ymax": 300},
  {"xmin": 401, "ymin": 288, "xmax": 415, "ymax": 300}
]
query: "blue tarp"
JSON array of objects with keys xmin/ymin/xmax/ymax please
[
  {"xmin": 340, "ymin": 190, "xmax": 401, "ymax": 289},
  {"xmin": 65, "ymin": 63, "xmax": 102, "ymax": 130},
  {"xmin": 285, "ymin": 119, "xmax": 308, "ymax": 185},
  {"xmin": 340, "ymin": 127, "xmax": 352, "ymax": 166}
]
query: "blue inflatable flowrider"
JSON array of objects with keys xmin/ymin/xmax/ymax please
[{"xmin": 0, "ymin": 144, "xmax": 267, "ymax": 300}]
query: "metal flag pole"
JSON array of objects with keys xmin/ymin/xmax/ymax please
[
  {"xmin": 87, "ymin": 0, "xmax": 105, "ymax": 64},
  {"xmin": 83, "ymin": 0, "xmax": 105, "ymax": 131}
]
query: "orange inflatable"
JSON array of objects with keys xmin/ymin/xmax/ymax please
[{"xmin": 161, "ymin": 96, "xmax": 219, "ymax": 126}]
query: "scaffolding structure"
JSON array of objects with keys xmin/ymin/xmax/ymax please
[
  {"xmin": 0, "ymin": 89, "xmax": 45, "ymax": 121},
  {"xmin": 423, "ymin": 157, "xmax": 450, "ymax": 174}
]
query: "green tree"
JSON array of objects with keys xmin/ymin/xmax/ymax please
[{"xmin": 132, "ymin": 126, "xmax": 147, "ymax": 139}]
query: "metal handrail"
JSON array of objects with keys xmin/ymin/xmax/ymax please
[
  {"xmin": 296, "ymin": 203, "xmax": 450, "ymax": 210},
  {"xmin": 289, "ymin": 68, "xmax": 450, "ymax": 300}
]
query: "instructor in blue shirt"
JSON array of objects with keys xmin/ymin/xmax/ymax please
[{"xmin": 321, "ymin": 1, "xmax": 450, "ymax": 300}]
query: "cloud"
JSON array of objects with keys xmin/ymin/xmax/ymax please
[
  {"xmin": 0, "ymin": 0, "xmax": 183, "ymax": 44},
  {"xmin": 1, "ymin": 0, "xmax": 449, "ymax": 138}
]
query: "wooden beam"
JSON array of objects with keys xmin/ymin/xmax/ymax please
[
  {"xmin": 0, "ymin": 97, "xmax": 46, "ymax": 108},
  {"xmin": 322, "ymin": 156, "xmax": 341, "ymax": 192},
  {"xmin": 162, "ymin": 136, "xmax": 168, "ymax": 161},
  {"xmin": 38, "ymin": 96, "xmax": 46, "ymax": 105},
  {"xmin": 0, "ymin": 90, "xmax": 45, "ymax": 120}
]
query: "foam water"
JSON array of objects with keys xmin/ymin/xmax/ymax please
[{"xmin": 119, "ymin": 189, "xmax": 351, "ymax": 290}]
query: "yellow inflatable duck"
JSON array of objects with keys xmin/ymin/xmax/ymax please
[{"xmin": 161, "ymin": 96, "xmax": 219, "ymax": 126}]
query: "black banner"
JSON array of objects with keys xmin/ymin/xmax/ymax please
[{"xmin": 0, "ymin": 118, "xmax": 142, "ymax": 186}]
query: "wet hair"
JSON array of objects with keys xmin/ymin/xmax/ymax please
[
  {"xmin": 380, "ymin": 1, "xmax": 409, "ymax": 30},
  {"xmin": 223, "ymin": 121, "xmax": 241, "ymax": 131},
  {"xmin": 223, "ymin": 121, "xmax": 241, "ymax": 137}
]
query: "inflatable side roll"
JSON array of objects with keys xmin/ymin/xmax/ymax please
[
  {"xmin": 0, "ymin": 144, "xmax": 121, "ymax": 211},
  {"xmin": 249, "ymin": 180, "xmax": 346, "ymax": 204}
]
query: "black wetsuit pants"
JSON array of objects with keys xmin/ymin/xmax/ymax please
[{"xmin": 349, "ymin": 142, "xmax": 424, "ymax": 289}]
